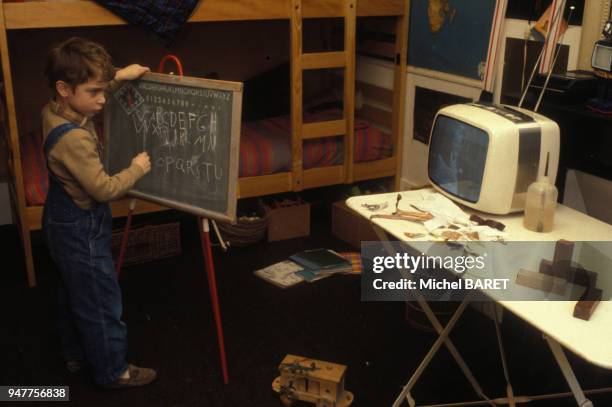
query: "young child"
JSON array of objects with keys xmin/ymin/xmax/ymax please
[{"xmin": 43, "ymin": 37, "xmax": 155, "ymax": 389}]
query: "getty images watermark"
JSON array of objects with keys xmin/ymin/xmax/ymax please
[{"xmin": 360, "ymin": 241, "xmax": 612, "ymax": 302}]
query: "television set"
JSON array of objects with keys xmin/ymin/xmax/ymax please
[
  {"xmin": 591, "ymin": 39, "xmax": 612, "ymax": 73},
  {"xmin": 427, "ymin": 103, "xmax": 560, "ymax": 215}
]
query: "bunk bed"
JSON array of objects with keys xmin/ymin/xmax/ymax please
[{"xmin": 0, "ymin": 0, "xmax": 408, "ymax": 286}]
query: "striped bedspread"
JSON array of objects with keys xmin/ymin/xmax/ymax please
[{"xmin": 240, "ymin": 109, "xmax": 392, "ymax": 177}]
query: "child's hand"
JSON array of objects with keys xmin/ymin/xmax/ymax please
[
  {"xmin": 115, "ymin": 64, "xmax": 150, "ymax": 81},
  {"xmin": 132, "ymin": 152, "xmax": 151, "ymax": 174}
]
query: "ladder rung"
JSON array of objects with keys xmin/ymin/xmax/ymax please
[
  {"xmin": 302, "ymin": 120, "xmax": 345, "ymax": 139},
  {"xmin": 302, "ymin": 52, "xmax": 346, "ymax": 70}
]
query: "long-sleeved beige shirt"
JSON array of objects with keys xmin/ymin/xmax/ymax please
[{"xmin": 42, "ymin": 99, "xmax": 145, "ymax": 210}]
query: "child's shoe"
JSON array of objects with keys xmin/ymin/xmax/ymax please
[{"xmin": 100, "ymin": 364, "xmax": 157, "ymax": 389}]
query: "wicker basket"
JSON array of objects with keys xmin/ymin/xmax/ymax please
[
  {"xmin": 217, "ymin": 212, "xmax": 268, "ymax": 247},
  {"xmin": 111, "ymin": 222, "xmax": 182, "ymax": 266}
]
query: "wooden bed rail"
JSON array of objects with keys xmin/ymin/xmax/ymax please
[
  {"xmin": 3, "ymin": 0, "xmax": 405, "ymax": 30},
  {"xmin": 0, "ymin": 0, "xmax": 35, "ymax": 285}
]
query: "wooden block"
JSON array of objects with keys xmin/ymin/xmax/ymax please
[
  {"xmin": 552, "ymin": 240, "xmax": 574, "ymax": 279},
  {"xmin": 571, "ymin": 267, "xmax": 597, "ymax": 288},
  {"xmin": 573, "ymin": 287, "xmax": 603, "ymax": 321},
  {"xmin": 539, "ymin": 259, "xmax": 553, "ymax": 276},
  {"xmin": 541, "ymin": 258, "xmax": 598, "ymax": 289},
  {"xmin": 516, "ymin": 269, "xmax": 567, "ymax": 295}
]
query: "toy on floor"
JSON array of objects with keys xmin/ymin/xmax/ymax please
[{"xmin": 272, "ymin": 354, "xmax": 354, "ymax": 407}]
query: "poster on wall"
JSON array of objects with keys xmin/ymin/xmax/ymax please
[{"xmin": 407, "ymin": 0, "xmax": 504, "ymax": 85}]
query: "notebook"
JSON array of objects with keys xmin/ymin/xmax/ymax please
[{"xmin": 289, "ymin": 248, "xmax": 351, "ymax": 271}]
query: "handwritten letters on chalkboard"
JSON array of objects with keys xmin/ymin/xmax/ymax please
[{"xmin": 105, "ymin": 72, "xmax": 243, "ymax": 222}]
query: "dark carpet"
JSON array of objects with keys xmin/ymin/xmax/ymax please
[{"xmin": 1, "ymin": 201, "xmax": 611, "ymax": 407}]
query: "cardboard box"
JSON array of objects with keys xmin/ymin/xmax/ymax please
[
  {"xmin": 332, "ymin": 201, "xmax": 379, "ymax": 248},
  {"xmin": 266, "ymin": 200, "xmax": 310, "ymax": 241}
]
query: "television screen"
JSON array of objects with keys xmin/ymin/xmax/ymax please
[{"xmin": 428, "ymin": 115, "xmax": 489, "ymax": 203}]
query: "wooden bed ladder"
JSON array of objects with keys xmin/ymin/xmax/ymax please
[{"xmin": 290, "ymin": 0, "xmax": 356, "ymax": 191}]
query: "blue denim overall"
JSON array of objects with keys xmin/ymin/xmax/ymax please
[{"xmin": 42, "ymin": 123, "xmax": 128, "ymax": 385}]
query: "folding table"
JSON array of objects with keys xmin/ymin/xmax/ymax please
[{"xmin": 347, "ymin": 188, "xmax": 612, "ymax": 406}]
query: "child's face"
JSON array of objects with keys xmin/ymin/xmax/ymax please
[{"xmin": 63, "ymin": 77, "xmax": 109, "ymax": 118}]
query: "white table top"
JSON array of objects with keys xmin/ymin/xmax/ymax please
[{"xmin": 347, "ymin": 188, "xmax": 612, "ymax": 369}]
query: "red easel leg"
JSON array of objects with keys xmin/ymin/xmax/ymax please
[
  {"xmin": 116, "ymin": 200, "xmax": 137, "ymax": 277},
  {"xmin": 198, "ymin": 217, "xmax": 229, "ymax": 384}
]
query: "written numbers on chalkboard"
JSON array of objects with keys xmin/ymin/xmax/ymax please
[{"xmin": 105, "ymin": 72, "xmax": 243, "ymax": 222}]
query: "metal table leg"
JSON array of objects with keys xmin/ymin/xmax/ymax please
[
  {"xmin": 544, "ymin": 335, "xmax": 594, "ymax": 407},
  {"xmin": 392, "ymin": 297, "xmax": 471, "ymax": 407},
  {"xmin": 372, "ymin": 226, "xmax": 493, "ymax": 406}
]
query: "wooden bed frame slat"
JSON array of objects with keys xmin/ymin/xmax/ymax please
[
  {"xmin": 343, "ymin": 0, "xmax": 356, "ymax": 184},
  {"xmin": 238, "ymin": 172, "xmax": 293, "ymax": 198},
  {"xmin": 303, "ymin": 0, "xmax": 405, "ymax": 18},
  {"xmin": 303, "ymin": 165, "xmax": 344, "ymax": 189},
  {"xmin": 354, "ymin": 157, "xmax": 395, "ymax": 181},
  {"xmin": 0, "ymin": 0, "xmax": 35, "ymax": 286},
  {"xmin": 302, "ymin": 51, "xmax": 346, "ymax": 70},
  {"xmin": 302, "ymin": 119, "xmax": 345, "ymax": 139},
  {"xmin": 4, "ymin": 0, "xmax": 404, "ymax": 29},
  {"xmin": 391, "ymin": 7, "xmax": 409, "ymax": 191},
  {"xmin": 290, "ymin": 0, "xmax": 304, "ymax": 191}
]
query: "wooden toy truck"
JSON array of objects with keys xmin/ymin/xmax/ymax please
[{"xmin": 272, "ymin": 354, "xmax": 354, "ymax": 407}]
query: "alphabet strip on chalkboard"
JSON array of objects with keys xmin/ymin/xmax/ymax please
[{"xmin": 139, "ymin": 82, "xmax": 231, "ymax": 100}]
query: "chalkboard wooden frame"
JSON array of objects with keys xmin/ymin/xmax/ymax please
[{"xmin": 104, "ymin": 72, "xmax": 243, "ymax": 222}]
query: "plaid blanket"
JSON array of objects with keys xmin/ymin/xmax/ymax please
[{"xmin": 95, "ymin": 0, "xmax": 199, "ymax": 42}]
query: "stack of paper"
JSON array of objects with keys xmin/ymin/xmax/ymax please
[
  {"xmin": 408, "ymin": 192, "xmax": 507, "ymax": 241},
  {"xmin": 253, "ymin": 260, "xmax": 305, "ymax": 288},
  {"xmin": 254, "ymin": 250, "xmax": 361, "ymax": 288}
]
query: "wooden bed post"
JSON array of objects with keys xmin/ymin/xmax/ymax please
[
  {"xmin": 392, "ymin": 0, "xmax": 410, "ymax": 192},
  {"xmin": 290, "ymin": 0, "xmax": 304, "ymax": 192},
  {"xmin": 343, "ymin": 0, "xmax": 357, "ymax": 184},
  {"xmin": 0, "ymin": 0, "xmax": 36, "ymax": 287}
]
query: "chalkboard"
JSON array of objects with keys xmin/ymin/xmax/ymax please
[{"xmin": 105, "ymin": 72, "xmax": 243, "ymax": 222}]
